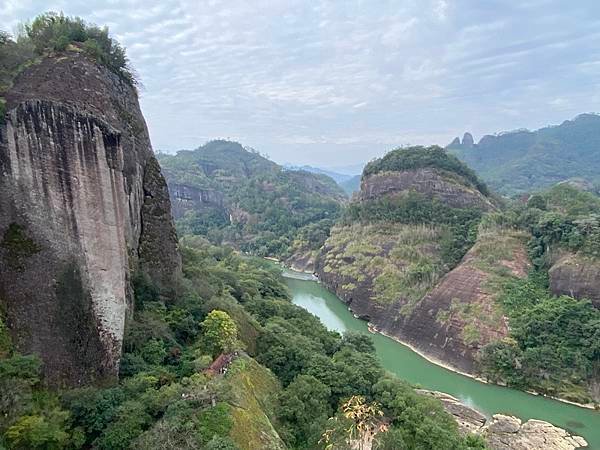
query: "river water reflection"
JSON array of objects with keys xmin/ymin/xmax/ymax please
[{"xmin": 282, "ymin": 269, "xmax": 600, "ymax": 449}]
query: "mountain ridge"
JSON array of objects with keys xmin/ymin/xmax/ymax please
[{"xmin": 447, "ymin": 113, "xmax": 600, "ymax": 195}]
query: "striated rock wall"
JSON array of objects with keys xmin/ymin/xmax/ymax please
[
  {"xmin": 387, "ymin": 228, "xmax": 531, "ymax": 373},
  {"xmin": 318, "ymin": 224, "xmax": 530, "ymax": 373},
  {"xmin": 0, "ymin": 53, "xmax": 180, "ymax": 386},
  {"xmin": 359, "ymin": 168, "xmax": 495, "ymax": 210},
  {"xmin": 168, "ymin": 182, "xmax": 227, "ymax": 220}
]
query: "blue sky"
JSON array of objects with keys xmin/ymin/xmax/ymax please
[{"xmin": 3, "ymin": 0, "xmax": 600, "ymax": 167}]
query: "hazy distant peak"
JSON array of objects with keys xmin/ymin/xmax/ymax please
[
  {"xmin": 446, "ymin": 133, "xmax": 475, "ymax": 148},
  {"xmin": 462, "ymin": 132, "xmax": 474, "ymax": 147}
]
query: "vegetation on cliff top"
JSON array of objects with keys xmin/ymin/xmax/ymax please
[
  {"xmin": 0, "ymin": 12, "xmax": 136, "ymax": 93},
  {"xmin": 363, "ymin": 145, "xmax": 490, "ymax": 196}
]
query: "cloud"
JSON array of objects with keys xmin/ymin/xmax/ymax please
[{"xmin": 3, "ymin": 0, "xmax": 600, "ymax": 166}]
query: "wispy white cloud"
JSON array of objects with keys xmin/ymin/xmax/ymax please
[{"xmin": 3, "ymin": 0, "xmax": 600, "ymax": 165}]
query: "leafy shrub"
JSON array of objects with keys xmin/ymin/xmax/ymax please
[
  {"xmin": 12, "ymin": 12, "xmax": 137, "ymax": 85},
  {"xmin": 4, "ymin": 409, "xmax": 82, "ymax": 450},
  {"xmin": 479, "ymin": 275, "xmax": 600, "ymax": 401}
]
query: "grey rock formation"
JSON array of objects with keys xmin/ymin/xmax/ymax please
[
  {"xmin": 549, "ymin": 252, "xmax": 600, "ymax": 309},
  {"xmin": 449, "ymin": 136, "xmax": 462, "ymax": 147},
  {"xmin": 168, "ymin": 183, "xmax": 226, "ymax": 220},
  {"xmin": 0, "ymin": 53, "xmax": 181, "ymax": 387},
  {"xmin": 358, "ymin": 168, "xmax": 495, "ymax": 211},
  {"xmin": 462, "ymin": 132, "xmax": 475, "ymax": 147},
  {"xmin": 418, "ymin": 390, "xmax": 588, "ymax": 450}
]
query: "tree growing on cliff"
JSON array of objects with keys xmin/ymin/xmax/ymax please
[
  {"xmin": 201, "ymin": 310, "xmax": 239, "ymax": 357},
  {"xmin": 16, "ymin": 12, "xmax": 137, "ymax": 85}
]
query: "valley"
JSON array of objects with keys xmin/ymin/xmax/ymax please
[
  {"xmin": 1, "ymin": 10, "xmax": 599, "ymax": 450},
  {"xmin": 283, "ymin": 269, "xmax": 599, "ymax": 449}
]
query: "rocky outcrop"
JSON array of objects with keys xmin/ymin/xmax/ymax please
[
  {"xmin": 389, "ymin": 227, "xmax": 530, "ymax": 373},
  {"xmin": 168, "ymin": 182, "xmax": 227, "ymax": 220},
  {"xmin": 447, "ymin": 133, "xmax": 475, "ymax": 149},
  {"xmin": 449, "ymin": 137, "xmax": 461, "ymax": 147},
  {"xmin": 318, "ymin": 222, "xmax": 529, "ymax": 374},
  {"xmin": 318, "ymin": 148, "xmax": 523, "ymax": 375},
  {"xmin": 462, "ymin": 132, "xmax": 475, "ymax": 147},
  {"xmin": 0, "ymin": 53, "xmax": 181, "ymax": 386},
  {"xmin": 418, "ymin": 390, "xmax": 588, "ymax": 450},
  {"xmin": 359, "ymin": 168, "xmax": 495, "ymax": 211},
  {"xmin": 549, "ymin": 252, "xmax": 600, "ymax": 309}
]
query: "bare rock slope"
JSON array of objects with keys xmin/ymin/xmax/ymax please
[
  {"xmin": 0, "ymin": 53, "xmax": 180, "ymax": 386},
  {"xmin": 418, "ymin": 390, "xmax": 588, "ymax": 450},
  {"xmin": 549, "ymin": 252, "xmax": 600, "ymax": 309}
]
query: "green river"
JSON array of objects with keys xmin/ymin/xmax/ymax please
[{"xmin": 281, "ymin": 269, "xmax": 600, "ymax": 449}]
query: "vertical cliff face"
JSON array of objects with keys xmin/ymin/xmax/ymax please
[
  {"xmin": 0, "ymin": 53, "xmax": 180, "ymax": 386},
  {"xmin": 316, "ymin": 147, "xmax": 519, "ymax": 374}
]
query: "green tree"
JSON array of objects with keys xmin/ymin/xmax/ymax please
[
  {"xmin": 4, "ymin": 409, "xmax": 82, "ymax": 450},
  {"xmin": 277, "ymin": 375, "xmax": 332, "ymax": 447},
  {"xmin": 201, "ymin": 310, "xmax": 239, "ymax": 357}
]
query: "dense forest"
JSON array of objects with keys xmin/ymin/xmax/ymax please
[
  {"xmin": 157, "ymin": 141, "xmax": 347, "ymax": 260},
  {"xmin": 0, "ymin": 236, "xmax": 486, "ymax": 449}
]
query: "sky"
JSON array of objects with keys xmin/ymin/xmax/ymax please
[{"xmin": 2, "ymin": 0, "xmax": 600, "ymax": 168}]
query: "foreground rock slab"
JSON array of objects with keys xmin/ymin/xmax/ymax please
[{"xmin": 417, "ymin": 390, "xmax": 588, "ymax": 450}]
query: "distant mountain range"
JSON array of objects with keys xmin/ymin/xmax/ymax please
[
  {"xmin": 284, "ymin": 164, "xmax": 362, "ymax": 195},
  {"xmin": 447, "ymin": 113, "xmax": 600, "ymax": 195},
  {"xmin": 283, "ymin": 164, "xmax": 354, "ymax": 184},
  {"xmin": 157, "ymin": 140, "xmax": 347, "ymax": 259}
]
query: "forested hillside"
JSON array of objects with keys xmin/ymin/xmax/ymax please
[
  {"xmin": 0, "ymin": 234, "xmax": 488, "ymax": 449},
  {"xmin": 477, "ymin": 184, "xmax": 600, "ymax": 404},
  {"xmin": 157, "ymin": 141, "xmax": 347, "ymax": 266},
  {"xmin": 447, "ymin": 114, "xmax": 600, "ymax": 195},
  {"xmin": 318, "ymin": 145, "xmax": 600, "ymax": 405}
]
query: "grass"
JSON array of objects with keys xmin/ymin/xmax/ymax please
[
  {"xmin": 225, "ymin": 356, "xmax": 285, "ymax": 450},
  {"xmin": 323, "ymin": 223, "xmax": 446, "ymax": 307}
]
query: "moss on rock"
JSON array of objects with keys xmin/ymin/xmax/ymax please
[
  {"xmin": 225, "ymin": 356, "xmax": 285, "ymax": 450},
  {"xmin": 1, "ymin": 223, "xmax": 41, "ymax": 271}
]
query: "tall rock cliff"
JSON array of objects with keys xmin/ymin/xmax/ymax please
[
  {"xmin": 317, "ymin": 146, "xmax": 524, "ymax": 373},
  {"xmin": 0, "ymin": 53, "xmax": 181, "ymax": 386}
]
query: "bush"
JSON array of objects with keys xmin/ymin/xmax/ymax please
[
  {"xmin": 62, "ymin": 387, "xmax": 126, "ymax": 441},
  {"xmin": 20, "ymin": 12, "xmax": 137, "ymax": 85}
]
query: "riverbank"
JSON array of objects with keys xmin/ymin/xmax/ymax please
[
  {"xmin": 283, "ymin": 272, "xmax": 600, "ymax": 449},
  {"xmin": 297, "ymin": 267, "xmax": 597, "ymax": 411},
  {"xmin": 418, "ymin": 390, "xmax": 589, "ymax": 450},
  {"xmin": 368, "ymin": 324, "xmax": 598, "ymax": 411}
]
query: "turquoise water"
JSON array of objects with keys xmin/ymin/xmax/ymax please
[{"xmin": 283, "ymin": 271, "xmax": 600, "ymax": 449}]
